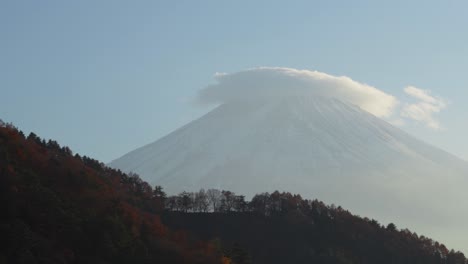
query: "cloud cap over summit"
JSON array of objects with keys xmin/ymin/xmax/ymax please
[{"xmin": 198, "ymin": 67, "xmax": 398, "ymax": 118}]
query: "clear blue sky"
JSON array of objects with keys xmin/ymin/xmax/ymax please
[{"xmin": 1, "ymin": 0, "xmax": 468, "ymax": 162}]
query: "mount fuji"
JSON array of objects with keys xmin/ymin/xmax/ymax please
[
  {"xmin": 109, "ymin": 68, "xmax": 468, "ymax": 251},
  {"xmin": 110, "ymin": 96, "xmax": 466, "ymax": 197}
]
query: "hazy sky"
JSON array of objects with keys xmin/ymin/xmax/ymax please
[{"xmin": 1, "ymin": 0, "xmax": 468, "ymax": 162}]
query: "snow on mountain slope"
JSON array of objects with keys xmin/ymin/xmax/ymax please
[
  {"xmin": 110, "ymin": 95, "xmax": 468, "ymax": 252},
  {"xmin": 110, "ymin": 96, "xmax": 466, "ymax": 196}
]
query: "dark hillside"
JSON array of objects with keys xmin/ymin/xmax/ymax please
[
  {"xmin": 162, "ymin": 190, "xmax": 467, "ymax": 264},
  {"xmin": 0, "ymin": 121, "xmax": 222, "ymax": 264}
]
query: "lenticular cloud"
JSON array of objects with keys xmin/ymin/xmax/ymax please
[{"xmin": 198, "ymin": 67, "xmax": 398, "ymax": 118}]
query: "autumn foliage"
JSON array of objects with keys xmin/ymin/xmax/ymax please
[{"xmin": 0, "ymin": 122, "xmax": 222, "ymax": 263}]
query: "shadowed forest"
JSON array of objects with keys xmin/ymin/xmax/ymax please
[{"xmin": 1, "ymin": 120, "xmax": 467, "ymax": 264}]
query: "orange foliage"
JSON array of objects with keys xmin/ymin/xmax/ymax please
[{"xmin": 221, "ymin": 256, "xmax": 232, "ymax": 264}]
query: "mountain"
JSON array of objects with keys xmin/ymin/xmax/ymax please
[
  {"xmin": 110, "ymin": 95, "xmax": 468, "ymax": 253},
  {"xmin": 109, "ymin": 95, "xmax": 467, "ymax": 198}
]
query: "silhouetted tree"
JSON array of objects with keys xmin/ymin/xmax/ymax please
[
  {"xmin": 194, "ymin": 189, "xmax": 210, "ymax": 212},
  {"xmin": 386, "ymin": 222, "xmax": 397, "ymax": 232},
  {"xmin": 234, "ymin": 195, "xmax": 247, "ymax": 212},
  {"xmin": 207, "ymin": 189, "xmax": 222, "ymax": 212},
  {"xmin": 220, "ymin": 191, "xmax": 236, "ymax": 212},
  {"xmin": 178, "ymin": 191, "xmax": 193, "ymax": 212}
]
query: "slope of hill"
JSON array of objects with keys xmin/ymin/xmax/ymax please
[
  {"xmin": 0, "ymin": 122, "xmax": 222, "ymax": 264},
  {"xmin": 162, "ymin": 190, "xmax": 468, "ymax": 264}
]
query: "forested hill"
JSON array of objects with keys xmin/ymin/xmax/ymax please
[
  {"xmin": 1, "ymin": 120, "xmax": 467, "ymax": 264},
  {"xmin": 0, "ymin": 121, "xmax": 223, "ymax": 264},
  {"xmin": 162, "ymin": 190, "xmax": 468, "ymax": 264}
]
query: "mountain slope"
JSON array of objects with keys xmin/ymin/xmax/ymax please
[
  {"xmin": 110, "ymin": 96, "xmax": 466, "ymax": 195},
  {"xmin": 110, "ymin": 96, "xmax": 468, "ymax": 253}
]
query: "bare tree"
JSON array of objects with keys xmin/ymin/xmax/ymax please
[
  {"xmin": 194, "ymin": 189, "xmax": 209, "ymax": 212},
  {"xmin": 221, "ymin": 190, "xmax": 236, "ymax": 212},
  {"xmin": 234, "ymin": 195, "xmax": 247, "ymax": 212},
  {"xmin": 178, "ymin": 191, "xmax": 193, "ymax": 212},
  {"xmin": 206, "ymin": 189, "xmax": 222, "ymax": 212},
  {"xmin": 165, "ymin": 196, "xmax": 178, "ymax": 211}
]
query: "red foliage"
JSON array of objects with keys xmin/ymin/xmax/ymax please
[{"xmin": 0, "ymin": 124, "xmax": 222, "ymax": 263}]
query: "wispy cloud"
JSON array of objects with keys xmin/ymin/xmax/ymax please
[{"xmin": 401, "ymin": 86, "xmax": 447, "ymax": 130}]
